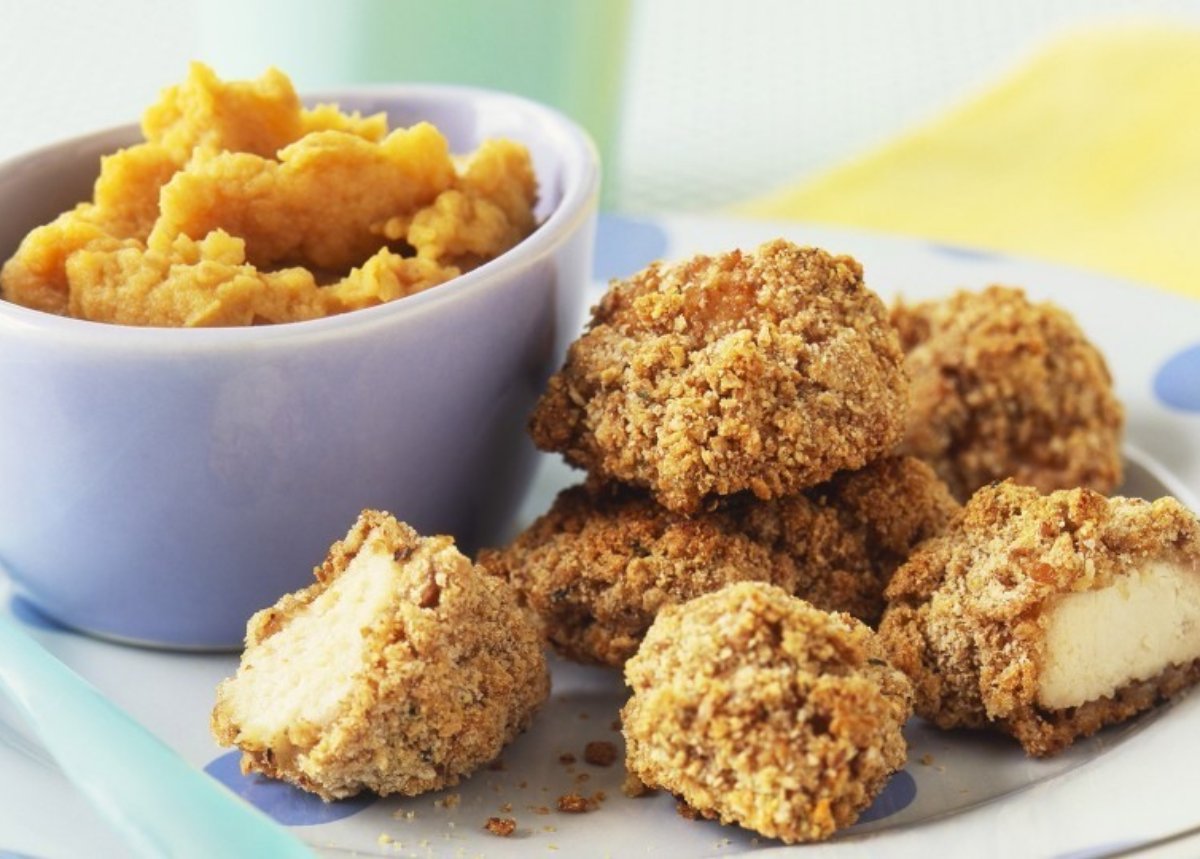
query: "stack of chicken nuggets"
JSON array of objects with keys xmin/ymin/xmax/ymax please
[
  {"xmin": 483, "ymin": 239, "xmax": 952, "ymax": 841},
  {"xmin": 483, "ymin": 239, "xmax": 958, "ymax": 663},
  {"xmin": 484, "ymin": 237, "xmax": 1200, "ymax": 843}
]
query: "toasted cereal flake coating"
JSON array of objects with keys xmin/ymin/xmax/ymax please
[
  {"xmin": 622, "ymin": 582, "xmax": 912, "ymax": 843},
  {"xmin": 739, "ymin": 456, "xmax": 960, "ymax": 627},
  {"xmin": 211, "ymin": 511, "xmax": 549, "ymax": 800},
  {"xmin": 529, "ymin": 240, "xmax": 908, "ymax": 513},
  {"xmin": 892, "ymin": 286, "xmax": 1123, "ymax": 501},
  {"xmin": 879, "ymin": 482, "xmax": 1200, "ymax": 756},
  {"xmin": 480, "ymin": 457, "xmax": 957, "ymax": 666}
]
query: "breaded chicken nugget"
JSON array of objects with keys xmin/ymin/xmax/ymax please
[
  {"xmin": 622, "ymin": 582, "xmax": 912, "ymax": 843},
  {"xmin": 893, "ymin": 286, "xmax": 1123, "ymax": 501},
  {"xmin": 879, "ymin": 482, "xmax": 1200, "ymax": 756},
  {"xmin": 480, "ymin": 456, "xmax": 957, "ymax": 666},
  {"xmin": 530, "ymin": 240, "xmax": 908, "ymax": 514},
  {"xmin": 212, "ymin": 511, "xmax": 548, "ymax": 800}
]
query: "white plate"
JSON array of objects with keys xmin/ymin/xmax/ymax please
[{"xmin": 3, "ymin": 215, "xmax": 1199, "ymax": 859}]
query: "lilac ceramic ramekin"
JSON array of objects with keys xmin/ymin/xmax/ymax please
[{"xmin": 0, "ymin": 86, "xmax": 598, "ymax": 648}]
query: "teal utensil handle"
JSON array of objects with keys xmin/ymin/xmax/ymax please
[{"xmin": 0, "ymin": 615, "xmax": 313, "ymax": 858}]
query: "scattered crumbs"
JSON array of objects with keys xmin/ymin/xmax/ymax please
[
  {"xmin": 529, "ymin": 805, "xmax": 552, "ymax": 815},
  {"xmin": 518, "ymin": 780, "xmax": 529, "ymax": 790},
  {"xmin": 500, "ymin": 802, "xmax": 513, "ymax": 813},
  {"xmin": 487, "ymin": 758, "xmax": 507, "ymax": 771},
  {"xmin": 574, "ymin": 773, "xmax": 591, "ymax": 785},
  {"xmin": 714, "ymin": 837, "xmax": 732, "ymax": 849},
  {"xmin": 558, "ymin": 752, "xmax": 577, "ymax": 765},
  {"xmin": 485, "ymin": 816, "xmax": 516, "ymax": 837},
  {"xmin": 676, "ymin": 802, "xmax": 700, "ymax": 820},
  {"xmin": 435, "ymin": 793, "xmax": 461, "ymax": 809},
  {"xmin": 557, "ymin": 792, "xmax": 596, "ymax": 813},
  {"xmin": 448, "ymin": 821, "xmax": 456, "ymax": 829},
  {"xmin": 584, "ymin": 740, "xmax": 617, "ymax": 767},
  {"xmin": 548, "ymin": 845, "xmax": 560, "ymax": 852},
  {"xmin": 542, "ymin": 825, "xmax": 558, "ymax": 833},
  {"xmin": 610, "ymin": 719, "xmax": 621, "ymax": 732},
  {"xmin": 378, "ymin": 833, "xmax": 394, "ymax": 846},
  {"xmin": 392, "ymin": 808, "xmax": 418, "ymax": 821},
  {"xmin": 492, "ymin": 783, "xmax": 503, "ymax": 794},
  {"xmin": 622, "ymin": 772, "xmax": 651, "ymax": 798},
  {"xmin": 751, "ymin": 838, "xmax": 760, "ymax": 846},
  {"xmin": 566, "ymin": 766, "xmax": 577, "ymax": 775},
  {"xmin": 594, "ymin": 791, "xmax": 607, "ymax": 802},
  {"xmin": 920, "ymin": 753, "xmax": 935, "ymax": 766}
]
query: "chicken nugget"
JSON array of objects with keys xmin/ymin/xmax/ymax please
[
  {"xmin": 893, "ymin": 285, "xmax": 1123, "ymax": 501},
  {"xmin": 622, "ymin": 582, "xmax": 912, "ymax": 843},
  {"xmin": 879, "ymin": 481, "xmax": 1200, "ymax": 756},
  {"xmin": 479, "ymin": 456, "xmax": 957, "ymax": 666},
  {"xmin": 530, "ymin": 240, "xmax": 908, "ymax": 513},
  {"xmin": 211, "ymin": 510, "xmax": 549, "ymax": 800}
]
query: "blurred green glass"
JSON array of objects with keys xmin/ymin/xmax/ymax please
[{"xmin": 199, "ymin": 0, "xmax": 629, "ymax": 206}]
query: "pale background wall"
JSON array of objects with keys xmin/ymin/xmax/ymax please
[{"xmin": 2, "ymin": 0, "xmax": 1200, "ymax": 211}]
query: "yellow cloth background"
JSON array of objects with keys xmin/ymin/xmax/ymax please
[{"xmin": 741, "ymin": 26, "xmax": 1200, "ymax": 300}]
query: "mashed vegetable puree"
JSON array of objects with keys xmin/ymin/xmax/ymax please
[{"xmin": 0, "ymin": 63, "xmax": 537, "ymax": 326}]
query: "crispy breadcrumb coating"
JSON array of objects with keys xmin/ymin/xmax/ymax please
[
  {"xmin": 622, "ymin": 582, "xmax": 912, "ymax": 844},
  {"xmin": 211, "ymin": 510, "xmax": 549, "ymax": 800},
  {"xmin": 480, "ymin": 457, "xmax": 957, "ymax": 666},
  {"xmin": 892, "ymin": 286, "xmax": 1123, "ymax": 501},
  {"xmin": 879, "ymin": 482, "xmax": 1200, "ymax": 756},
  {"xmin": 480, "ymin": 482, "xmax": 793, "ymax": 666},
  {"xmin": 529, "ymin": 240, "xmax": 908, "ymax": 514},
  {"xmin": 739, "ymin": 456, "xmax": 960, "ymax": 626}
]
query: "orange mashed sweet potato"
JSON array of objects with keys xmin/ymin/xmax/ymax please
[{"xmin": 0, "ymin": 63, "xmax": 537, "ymax": 326}]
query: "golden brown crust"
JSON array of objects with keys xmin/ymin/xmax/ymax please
[
  {"xmin": 479, "ymin": 456, "xmax": 958, "ymax": 666},
  {"xmin": 529, "ymin": 240, "xmax": 908, "ymax": 513},
  {"xmin": 893, "ymin": 286, "xmax": 1124, "ymax": 501},
  {"xmin": 621, "ymin": 582, "xmax": 912, "ymax": 843},
  {"xmin": 211, "ymin": 510, "xmax": 549, "ymax": 799},
  {"xmin": 879, "ymin": 482, "xmax": 1200, "ymax": 756},
  {"xmin": 479, "ymin": 482, "xmax": 793, "ymax": 666}
]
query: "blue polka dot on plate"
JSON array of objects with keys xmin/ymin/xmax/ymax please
[
  {"xmin": 1153, "ymin": 343, "xmax": 1200, "ymax": 412},
  {"xmin": 9, "ymin": 594, "xmax": 69, "ymax": 632},
  {"xmin": 593, "ymin": 214, "xmax": 670, "ymax": 282},
  {"xmin": 926, "ymin": 242, "xmax": 1001, "ymax": 263},
  {"xmin": 204, "ymin": 750, "xmax": 374, "ymax": 826},
  {"xmin": 1051, "ymin": 840, "xmax": 1140, "ymax": 859},
  {"xmin": 855, "ymin": 769, "xmax": 916, "ymax": 824}
]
